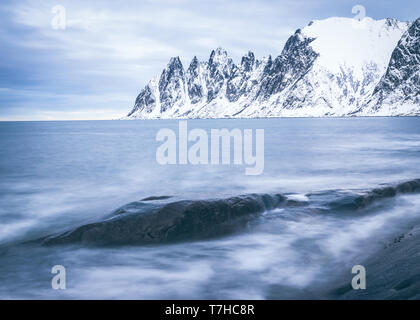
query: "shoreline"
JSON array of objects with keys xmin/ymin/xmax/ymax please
[{"xmin": 329, "ymin": 221, "xmax": 420, "ymax": 299}]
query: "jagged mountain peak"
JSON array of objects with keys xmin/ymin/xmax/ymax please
[
  {"xmin": 209, "ymin": 47, "xmax": 233, "ymax": 66},
  {"xmin": 160, "ymin": 56, "xmax": 184, "ymax": 84},
  {"xmin": 190, "ymin": 55, "xmax": 199, "ymax": 64},
  {"xmin": 362, "ymin": 17, "xmax": 420, "ymax": 115},
  {"xmin": 125, "ymin": 16, "xmax": 418, "ymax": 119},
  {"xmin": 263, "ymin": 55, "xmax": 273, "ymax": 70},
  {"xmin": 211, "ymin": 46, "xmax": 228, "ymax": 56},
  {"xmin": 187, "ymin": 56, "xmax": 200, "ymax": 71},
  {"xmin": 166, "ymin": 56, "xmax": 183, "ymax": 70},
  {"xmin": 242, "ymin": 50, "xmax": 255, "ymax": 59},
  {"xmin": 378, "ymin": 18, "xmax": 420, "ymax": 92},
  {"xmin": 241, "ymin": 51, "xmax": 256, "ymax": 72}
]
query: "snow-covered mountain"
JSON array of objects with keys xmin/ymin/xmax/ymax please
[
  {"xmin": 361, "ymin": 17, "xmax": 420, "ymax": 116},
  {"xmin": 125, "ymin": 17, "xmax": 419, "ymax": 119}
]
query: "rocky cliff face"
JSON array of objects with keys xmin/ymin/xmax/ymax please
[
  {"xmin": 126, "ymin": 17, "xmax": 418, "ymax": 119},
  {"xmin": 361, "ymin": 18, "xmax": 420, "ymax": 116}
]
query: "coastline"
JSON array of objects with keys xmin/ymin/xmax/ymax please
[{"xmin": 330, "ymin": 221, "xmax": 420, "ymax": 299}]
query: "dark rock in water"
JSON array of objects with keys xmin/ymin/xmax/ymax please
[
  {"xmin": 140, "ymin": 195, "xmax": 173, "ymax": 201},
  {"xmin": 359, "ymin": 179, "xmax": 420, "ymax": 208},
  {"xmin": 324, "ymin": 179, "xmax": 420, "ymax": 211},
  {"xmin": 396, "ymin": 179, "xmax": 420, "ymax": 193},
  {"xmin": 40, "ymin": 179, "xmax": 420, "ymax": 247},
  {"xmin": 357, "ymin": 186, "xmax": 397, "ymax": 209},
  {"xmin": 42, "ymin": 193, "xmax": 286, "ymax": 246}
]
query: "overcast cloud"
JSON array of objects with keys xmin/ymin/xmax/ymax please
[{"xmin": 0, "ymin": 0, "xmax": 418, "ymax": 120}]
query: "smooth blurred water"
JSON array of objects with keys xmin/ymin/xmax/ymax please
[{"xmin": 1, "ymin": 118, "xmax": 420, "ymax": 299}]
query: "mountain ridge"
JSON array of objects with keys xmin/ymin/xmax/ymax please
[{"xmin": 125, "ymin": 16, "xmax": 419, "ymax": 119}]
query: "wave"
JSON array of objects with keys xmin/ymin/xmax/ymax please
[
  {"xmin": 311, "ymin": 178, "xmax": 420, "ymax": 211},
  {"xmin": 40, "ymin": 178, "xmax": 420, "ymax": 246}
]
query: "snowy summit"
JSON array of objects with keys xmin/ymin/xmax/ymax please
[{"xmin": 125, "ymin": 17, "xmax": 420, "ymax": 119}]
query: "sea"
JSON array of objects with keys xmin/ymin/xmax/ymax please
[{"xmin": 0, "ymin": 117, "xmax": 420, "ymax": 299}]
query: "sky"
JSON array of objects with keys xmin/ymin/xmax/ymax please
[{"xmin": 0, "ymin": 0, "xmax": 419, "ymax": 121}]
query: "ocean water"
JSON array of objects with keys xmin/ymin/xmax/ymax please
[{"xmin": 0, "ymin": 117, "xmax": 420, "ymax": 299}]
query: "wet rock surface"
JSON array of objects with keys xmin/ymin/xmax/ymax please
[
  {"xmin": 41, "ymin": 179, "xmax": 420, "ymax": 247},
  {"xmin": 41, "ymin": 193, "xmax": 286, "ymax": 246},
  {"xmin": 330, "ymin": 224, "xmax": 420, "ymax": 300}
]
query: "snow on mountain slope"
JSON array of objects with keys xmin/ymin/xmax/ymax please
[
  {"xmin": 125, "ymin": 17, "xmax": 416, "ymax": 119},
  {"xmin": 303, "ymin": 17, "xmax": 406, "ymax": 77},
  {"xmin": 360, "ymin": 17, "xmax": 420, "ymax": 116},
  {"xmin": 244, "ymin": 17, "xmax": 410, "ymax": 117}
]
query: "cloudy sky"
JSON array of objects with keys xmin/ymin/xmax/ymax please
[{"xmin": 0, "ymin": 0, "xmax": 418, "ymax": 120}]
